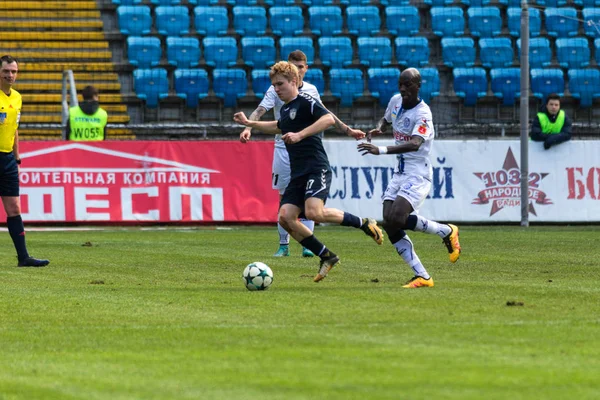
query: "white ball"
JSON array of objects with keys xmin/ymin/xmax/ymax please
[{"xmin": 242, "ymin": 262, "xmax": 274, "ymax": 291}]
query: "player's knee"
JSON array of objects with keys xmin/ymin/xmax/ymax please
[
  {"xmin": 383, "ymin": 213, "xmax": 408, "ymax": 231},
  {"xmin": 304, "ymin": 208, "xmax": 323, "ymax": 222}
]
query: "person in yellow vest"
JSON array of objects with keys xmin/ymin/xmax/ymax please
[
  {"xmin": 0, "ymin": 55, "xmax": 49, "ymax": 267},
  {"xmin": 66, "ymin": 85, "xmax": 108, "ymax": 141},
  {"xmin": 530, "ymin": 93, "xmax": 572, "ymax": 150}
]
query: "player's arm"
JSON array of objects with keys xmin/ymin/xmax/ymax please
[
  {"xmin": 282, "ymin": 114, "xmax": 335, "ymax": 144},
  {"xmin": 234, "ymin": 112, "xmax": 281, "ymax": 134},
  {"xmin": 358, "ymin": 135, "xmax": 423, "ymax": 156},
  {"xmin": 366, "ymin": 117, "xmax": 392, "ymax": 142},
  {"xmin": 239, "ymin": 106, "xmax": 268, "ymax": 143},
  {"xmin": 327, "ymin": 110, "xmax": 365, "ymax": 140}
]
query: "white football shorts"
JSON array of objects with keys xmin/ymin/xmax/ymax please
[
  {"xmin": 382, "ymin": 173, "xmax": 431, "ymax": 212},
  {"xmin": 272, "ymin": 147, "xmax": 291, "ymax": 194}
]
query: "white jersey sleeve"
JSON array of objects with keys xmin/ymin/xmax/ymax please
[{"xmin": 259, "ymin": 86, "xmax": 283, "ymax": 119}]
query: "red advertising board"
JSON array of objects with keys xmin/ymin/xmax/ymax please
[{"xmin": 9, "ymin": 141, "xmax": 279, "ymax": 223}]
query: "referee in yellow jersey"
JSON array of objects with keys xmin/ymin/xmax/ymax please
[{"xmin": 0, "ymin": 55, "xmax": 49, "ymax": 267}]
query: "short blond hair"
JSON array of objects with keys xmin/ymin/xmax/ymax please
[{"xmin": 269, "ymin": 61, "xmax": 300, "ymax": 87}]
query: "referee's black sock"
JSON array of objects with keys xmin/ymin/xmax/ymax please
[{"xmin": 7, "ymin": 215, "xmax": 29, "ymax": 262}]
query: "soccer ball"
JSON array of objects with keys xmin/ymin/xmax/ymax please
[{"xmin": 242, "ymin": 262, "xmax": 274, "ymax": 291}]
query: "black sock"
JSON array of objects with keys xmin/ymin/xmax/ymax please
[
  {"xmin": 7, "ymin": 215, "xmax": 29, "ymax": 262},
  {"xmin": 300, "ymin": 235, "xmax": 329, "ymax": 258},
  {"xmin": 389, "ymin": 229, "xmax": 407, "ymax": 245},
  {"xmin": 405, "ymin": 215, "xmax": 418, "ymax": 230},
  {"xmin": 341, "ymin": 212, "xmax": 362, "ymax": 228}
]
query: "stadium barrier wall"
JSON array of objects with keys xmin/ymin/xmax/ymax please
[
  {"xmin": 11, "ymin": 141, "xmax": 278, "ymax": 223},
  {"xmin": 325, "ymin": 139, "xmax": 600, "ymax": 223},
  {"xmin": 8, "ymin": 140, "xmax": 599, "ymax": 224}
]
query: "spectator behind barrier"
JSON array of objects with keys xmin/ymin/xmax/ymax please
[
  {"xmin": 530, "ymin": 93, "xmax": 572, "ymax": 150},
  {"xmin": 66, "ymin": 85, "xmax": 108, "ymax": 141}
]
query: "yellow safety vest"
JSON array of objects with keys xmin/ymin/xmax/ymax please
[
  {"xmin": 69, "ymin": 106, "xmax": 108, "ymax": 141},
  {"xmin": 537, "ymin": 110, "xmax": 565, "ymax": 134}
]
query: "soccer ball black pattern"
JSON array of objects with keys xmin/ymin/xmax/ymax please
[{"xmin": 242, "ymin": 262, "xmax": 274, "ymax": 291}]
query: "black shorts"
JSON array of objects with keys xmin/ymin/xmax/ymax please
[
  {"xmin": 280, "ymin": 168, "xmax": 332, "ymax": 211},
  {"xmin": 0, "ymin": 152, "xmax": 19, "ymax": 197}
]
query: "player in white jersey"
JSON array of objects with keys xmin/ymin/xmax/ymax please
[
  {"xmin": 358, "ymin": 68, "xmax": 461, "ymax": 289},
  {"xmin": 240, "ymin": 50, "xmax": 365, "ymax": 258}
]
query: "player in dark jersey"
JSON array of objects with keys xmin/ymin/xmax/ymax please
[{"xmin": 234, "ymin": 61, "xmax": 384, "ymax": 282}]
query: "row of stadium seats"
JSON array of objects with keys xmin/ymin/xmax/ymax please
[
  {"xmin": 133, "ymin": 67, "xmax": 600, "ymax": 109},
  {"xmin": 126, "ymin": 34, "xmax": 600, "ymax": 70},
  {"xmin": 117, "ymin": 5, "xmax": 419, "ymax": 37},
  {"xmin": 116, "ymin": 5, "xmax": 600, "ymax": 38},
  {"xmin": 112, "ymin": 0, "xmax": 600, "ymax": 8}
]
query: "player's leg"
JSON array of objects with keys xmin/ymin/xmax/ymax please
[
  {"xmin": 394, "ymin": 175, "xmax": 461, "ymax": 263},
  {"xmin": 381, "ymin": 174, "xmax": 432, "ymax": 288},
  {"xmin": 272, "ymin": 148, "xmax": 291, "ymax": 257},
  {"xmin": 382, "ymin": 199, "xmax": 433, "ymax": 288},
  {"xmin": 303, "ymin": 169, "xmax": 383, "ymax": 245},
  {"xmin": 0, "ymin": 156, "xmax": 49, "ymax": 267}
]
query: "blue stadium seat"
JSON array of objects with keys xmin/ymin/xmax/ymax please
[
  {"xmin": 112, "ymin": 0, "xmax": 142, "ymax": 5},
  {"xmin": 453, "ymin": 68, "xmax": 487, "ymax": 106},
  {"xmin": 505, "ymin": 0, "xmax": 523, "ymax": 6},
  {"xmin": 174, "ymin": 69, "xmax": 209, "ymax": 108},
  {"xmin": 203, "ymin": 37, "xmax": 238, "ymax": 68},
  {"xmin": 226, "ymin": 0, "xmax": 257, "ymax": 4},
  {"xmin": 545, "ymin": 8, "xmax": 579, "ymax": 38},
  {"xmin": 251, "ymin": 69, "xmax": 271, "ymax": 98},
  {"xmin": 194, "ymin": 7, "xmax": 228, "ymax": 36},
  {"xmin": 384, "ymin": 0, "xmax": 411, "ymax": 4},
  {"xmin": 479, "ymin": 38, "xmax": 514, "ymax": 69},
  {"xmin": 596, "ymin": 39, "xmax": 600, "ymax": 64},
  {"xmin": 269, "ymin": 7, "xmax": 304, "ymax": 37},
  {"xmin": 304, "ymin": 69, "xmax": 325, "ymax": 95},
  {"xmin": 212, "ymin": 69, "xmax": 247, "ymax": 108},
  {"xmin": 425, "ymin": 0, "xmax": 462, "ymax": 5},
  {"xmin": 309, "ymin": 6, "xmax": 343, "ymax": 36},
  {"xmin": 517, "ymin": 38, "xmax": 552, "ymax": 68},
  {"xmin": 395, "ymin": 37, "xmax": 429, "ymax": 67},
  {"xmin": 117, "ymin": 6, "xmax": 152, "ymax": 36},
  {"xmin": 441, "ymin": 37, "xmax": 475, "ymax": 68},
  {"xmin": 568, "ymin": 69, "xmax": 600, "ymax": 107},
  {"xmin": 490, "ymin": 68, "xmax": 520, "ymax": 106},
  {"xmin": 386, "ymin": 6, "xmax": 420, "ymax": 36},
  {"xmin": 318, "ymin": 37, "xmax": 353, "ymax": 68},
  {"xmin": 304, "ymin": 0, "xmax": 333, "ymax": 4},
  {"xmin": 556, "ymin": 38, "xmax": 591, "ymax": 69},
  {"xmin": 151, "ymin": 0, "xmax": 181, "ymax": 4},
  {"xmin": 420, "ymin": 68, "xmax": 440, "ymax": 104},
  {"xmin": 242, "ymin": 37, "xmax": 276, "ymax": 69},
  {"xmin": 264, "ymin": 0, "xmax": 296, "ymax": 4},
  {"xmin": 507, "ymin": 7, "xmax": 541, "ymax": 37},
  {"xmin": 583, "ymin": 8, "xmax": 600, "ymax": 38},
  {"xmin": 357, "ymin": 37, "xmax": 392, "ymax": 68},
  {"xmin": 155, "ymin": 6, "xmax": 189, "ymax": 36},
  {"xmin": 329, "ymin": 69, "xmax": 363, "ymax": 107},
  {"xmin": 279, "ymin": 37, "xmax": 315, "ymax": 65},
  {"xmin": 531, "ymin": 68, "xmax": 564, "ymax": 100},
  {"xmin": 233, "ymin": 6, "xmax": 267, "ymax": 36},
  {"xmin": 467, "ymin": 7, "xmax": 502, "ymax": 38},
  {"xmin": 166, "ymin": 37, "xmax": 200, "ymax": 68},
  {"xmin": 346, "ymin": 6, "xmax": 381, "ymax": 36},
  {"xmin": 431, "ymin": 7, "xmax": 465, "ymax": 37},
  {"xmin": 575, "ymin": 0, "xmax": 600, "ymax": 6},
  {"xmin": 469, "ymin": 0, "xmax": 492, "ymax": 5},
  {"xmin": 133, "ymin": 68, "xmax": 169, "ymax": 108},
  {"xmin": 127, "ymin": 36, "xmax": 161, "ymax": 68},
  {"xmin": 543, "ymin": 0, "xmax": 566, "ymax": 6},
  {"xmin": 341, "ymin": 0, "xmax": 372, "ymax": 4},
  {"xmin": 367, "ymin": 68, "xmax": 400, "ymax": 107}
]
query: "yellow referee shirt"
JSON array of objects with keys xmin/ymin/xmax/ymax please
[{"xmin": 0, "ymin": 89, "xmax": 22, "ymax": 153}]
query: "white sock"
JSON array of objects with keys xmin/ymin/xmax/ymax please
[
  {"xmin": 277, "ymin": 222, "xmax": 290, "ymax": 245},
  {"xmin": 413, "ymin": 215, "xmax": 451, "ymax": 238},
  {"xmin": 299, "ymin": 218, "xmax": 315, "ymax": 234},
  {"xmin": 393, "ymin": 234, "xmax": 430, "ymax": 279}
]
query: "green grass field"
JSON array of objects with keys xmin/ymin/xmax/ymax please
[{"xmin": 1, "ymin": 225, "xmax": 599, "ymax": 400}]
